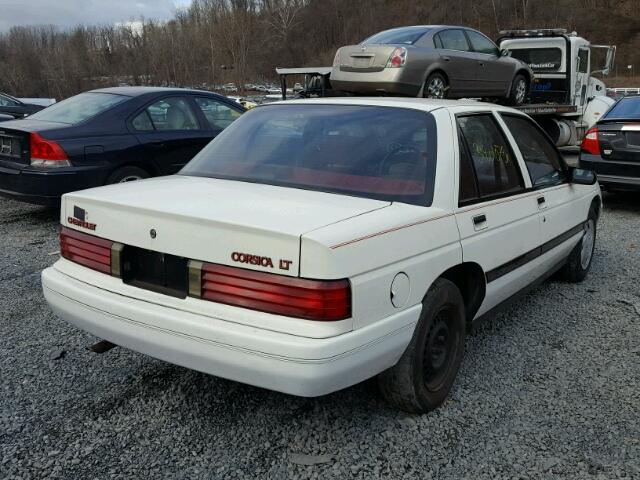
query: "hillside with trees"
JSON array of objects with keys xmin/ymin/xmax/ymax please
[{"xmin": 0, "ymin": 0, "xmax": 638, "ymax": 98}]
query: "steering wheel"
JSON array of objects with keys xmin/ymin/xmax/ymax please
[{"xmin": 378, "ymin": 144, "xmax": 420, "ymax": 175}]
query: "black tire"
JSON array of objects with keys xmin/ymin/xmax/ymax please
[
  {"xmin": 105, "ymin": 166, "xmax": 150, "ymax": 185},
  {"xmin": 557, "ymin": 206, "xmax": 597, "ymax": 283},
  {"xmin": 422, "ymin": 72, "xmax": 449, "ymax": 99},
  {"xmin": 506, "ymin": 73, "xmax": 528, "ymax": 106},
  {"xmin": 378, "ymin": 278, "xmax": 466, "ymax": 413}
]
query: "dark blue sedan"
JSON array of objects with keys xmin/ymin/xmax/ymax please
[{"xmin": 0, "ymin": 87, "xmax": 245, "ymax": 205}]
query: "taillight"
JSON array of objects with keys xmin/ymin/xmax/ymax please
[
  {"xmin": 386, "ymin": 47, "xmax": 407, "ymax": 68},
  {"xmin": 189, "ymin": 262, "xmax": 351, "ymax": 321},
  {"xmin": 580, "ymin": 127, "xmax": 600, "ymax": 155},
  {"xmin": 60, "ymin": 227, "xmax": 120, "ymax": 275},
  {"xmin": 30, "ymin": 132, "xmax": 71, "ymax": 167},
  {"xmin": 332, "ymin": 49, "xmax": 341, "ymax": 67}
]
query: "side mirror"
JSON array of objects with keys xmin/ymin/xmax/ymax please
[
  {"xmin": 500, "ymin": 49, "xmax": 511, "ymax": 57},
  {"xmin": 569, "ymin": 167, "xmax": 597, "ymax": 185}
]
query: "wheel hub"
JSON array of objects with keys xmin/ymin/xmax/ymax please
[
  {"xmin": 423, "ymin": 309, "xmax": 457, "ymax": 391},
  {"xmin": 580, "ymin": 219, "xmax": 595, "ymax": 269}
]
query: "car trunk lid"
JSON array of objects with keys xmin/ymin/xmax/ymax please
[
  {"xmin": 0, "ymin": 120, "xmax": 69, "ymax": 166},
  {"xmin": 337, "ymin": 44, "xmax": 398, "ymax": 72},
  {"xmin": 597, "ymin": 122, "xmax": 640, "ymax": 162},
  {"xmin": 62, "ymin": 175, "xmax": 391, "ymax": 279}
]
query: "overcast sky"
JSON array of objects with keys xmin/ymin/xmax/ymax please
[{"xmin": 0, "ymin": 0, "xmax": 193, "ymax": 32}]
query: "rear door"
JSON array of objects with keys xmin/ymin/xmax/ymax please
[
  {"xmin": 454, "ymin": 112, "xmax": 542, "ymax": 316},
  {"xmin": 433, "ymin": 29, "xmax": 479, "ymax": 94},
  {"xmin": 130, "ymin": 96, "xmax": 212, "ymax": 174},
  {"xmin": 465, "ymin": 30, "xmax": 512, "ymax": 95}
]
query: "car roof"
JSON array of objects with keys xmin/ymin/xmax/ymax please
[
  {"xmin": 87, "ymin": 86, "xmax": 223, "ymax": 97},
  {"xmin": 268, "ymin": 97, "xmax": 520, "ymax": 114}
]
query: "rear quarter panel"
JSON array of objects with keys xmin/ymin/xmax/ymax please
[{"xmin": 301, "ymin": 108, "xmax": 460, "ymax": 330}]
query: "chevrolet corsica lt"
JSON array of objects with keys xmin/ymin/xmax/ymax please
[{"xmin": 42, "ymin": 98, "xmax": 601, "ymax": 413}]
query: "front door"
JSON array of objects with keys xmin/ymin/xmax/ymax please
[
  {"xmin": 465, "ymin": 30, "xmax": 512, "ymax": 95},
  {"xmin": 499, "ymin": 113, "xmax": 584, "ymax": 269},
  {"xmin": 454, "ymin": 112, "xmax": 542, "ymax": 316}
]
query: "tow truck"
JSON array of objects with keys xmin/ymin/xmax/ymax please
[{"xmin": 276, "ymin": 29, "xmax": 616, "ymax": 147}]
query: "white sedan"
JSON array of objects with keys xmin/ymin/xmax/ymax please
[{"xmin": 41, "ymin": 98, "xmax": 601, "ymax": 413}]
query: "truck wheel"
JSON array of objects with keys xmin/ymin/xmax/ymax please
[
  {"xmin": 557, "ymin": 207, "xmax": 597, "ymax": 283},
  {"xmin": 378, "ymin": 278, "xmax": 466, "ymax": 413},
  {"xmin": 422, "ymin": 72, "xmax": 449, "ymax": 99},
  {"xmin": 506, "ymin": 74, "xmax": 528, "ymax": 106},
  {"xmin": 105, "ymin": 166, "xmax": 150, "ymax": 184}
]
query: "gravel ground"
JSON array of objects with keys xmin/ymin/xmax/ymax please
[{"xmin": 1, "ymin": 194, "xmax": 639, "ymax": 480}]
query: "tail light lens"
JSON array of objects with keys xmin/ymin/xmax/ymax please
[
  {"xmin": 332, "ymin": 49, "xmax": 341, "ymax": 67},
  {"xmin": 190, "ymin": 262, "xmax": 351, "ymax": 321},
  {"xmin": 60, "ymin": 227, "xmax": 116, "ymax": 275},
  {"xmin": 30, "ymin": 132, "xmax": 71, "ymax": 167},
  {"xmin": 580, "ymin": 127, "xmax": 600, "ymax": 155},
  {"xmin": 386, "ymin": 47, "xmax": 407, "ymax": 68}
]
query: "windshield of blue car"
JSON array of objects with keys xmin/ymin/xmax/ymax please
[
  {"xmin": 181, "ymin": 104, "xmax": 437, "ymax": 206},
  {"xmin": 27, "ymin": 92, "xmax": 128, "ymax": 124},
  {"xmin": 363, "ymin": 27, "xmax": 431, "ymax": 45},
  {"xmin": 602, "ymin": 96, "xmax": 640, "ymax": 120}
]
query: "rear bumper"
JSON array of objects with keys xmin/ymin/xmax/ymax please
[
  {"xmin": 579, "ymin": 154, "xmax": 640, "ymax": 191},
  {"xmin": 330, "ymin": 69, "xmax": 419, "ymax": 96},
  {"xmin": 41, "ymin": 265, "xmax": 420, "ymax": 397},
  {"xmin": 0, "ymin": 163, "xmax": 107, "ymax": 205}
]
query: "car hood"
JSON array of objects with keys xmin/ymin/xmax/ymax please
[{"xmin": 61, "ymin": 175, "xmax": 391, "ymax": 277}]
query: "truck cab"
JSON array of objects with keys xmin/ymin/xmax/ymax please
[{"xmin": 498, "ymin": 29, "xmax": 616, "ymax": 145}]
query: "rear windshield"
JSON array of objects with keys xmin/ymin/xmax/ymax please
[
  {"xmin": 603, "ymin": 96, "xmax": 640, "ymax": 120},
  {"xmin": 181, "ymin": 104, "xmax": 437, "ymax": 206},
  {"xmin": 28, "ymin": 92, "xmax": 127, "ymax": 124},
  {"xmin": 363, "ymin": 27, "xmax": 431, "ymax": 45},
  {"xmin": 509, "ymin": 48, "xmax": 563, "ymax": 72}
]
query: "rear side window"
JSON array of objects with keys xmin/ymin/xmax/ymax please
[
  {"xmin": 438, "ymin": 30, "xmax": 470, "ymax": 51},
  {"xmin": 194, "ymin": 97, "xmax": 242, "ymax": 130},
  {"xmin": 501, "ymin": 114, "xmax": 565, "ymax": 188},
  {"xmin": 181, "ymin": 104, "xmax": 438, "ymax": 206},
  {"xmin": 457, "ymin": 114, "xmax": 524, "ymax": 198},
  {"xmin": 28, "ymin": 92, "xmax": 127, "ymax": 124},
  {"xmin": 133, "ymin": 97, "xmax": 200, "ymax": 131}
]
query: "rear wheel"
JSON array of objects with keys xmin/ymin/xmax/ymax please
[
  {"xmin": 422, "ymin": 72, "xmax": 449, "ymax": 99},
  {"xmin": 105, "ymin": 166, "xmax": 150, "ymax": 184},
  {"xmin": 506, "ymin": 74, "xmax": 528, "ymax": 106},
  {"xmin": 557, "ymin": 207, "xmax": 597, "ymax": 282},
  {"xmin": 378, "ymin": 278, "xmax": 466, "ymax": 413}
]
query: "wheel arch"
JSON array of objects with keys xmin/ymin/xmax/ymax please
[
  {"xmin": 419, "ymin": 68, "xmax": 450, "ymax": 97},
  {"xmin": 104, "ymin": 162, "xmax": 156, "ymax": 184},
  {"xmin": 436, "ymin": 262, "xmax": 486, "ymax": 325}
]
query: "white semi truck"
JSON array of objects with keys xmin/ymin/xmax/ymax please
[
  {"xmin": 277, "ymin": 29, "xmax": 617, "ymax": 148},
  {"xmin": 498, "ymin": 29, "xmax": 616, "ymax": 147}
]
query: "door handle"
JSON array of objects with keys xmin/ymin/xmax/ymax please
[
  {"xmin": 472, "ymin": 214, "xmax": 487, "ymax": 231},
  {"xmin": 473, "ymin": 214, "xmax": 486, "ymax": 225},
  {"xmin": 478, "ymin": 61, "xmax": 485, "ymax": 67},
  {"xmin": 442, "ymin": 56, "xmax": 451, "ymax": 62},
  {"xmin": 537, "ymin": 196, "xmax": 546, "ymax": 205}
]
